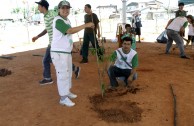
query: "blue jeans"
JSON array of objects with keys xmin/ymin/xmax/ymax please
[
  {"xmin": 166, "ymin": 29, "xmax": 185, "ymax": 56},
  {"xmin": 108, "ymin": 66, "xmax": 137, "ymax": 87},
  {"xmin": 43, "ymin": 45, "xmax": 52, "ymax": 79}
]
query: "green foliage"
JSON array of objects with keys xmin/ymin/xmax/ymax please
[
  {"xmin": 89, "ymin": 48, "xmax": 96, "ymax": 55},
  {"xmin": 11, "ymin": 6, "xmax": 40, "ymax": 19},
  {"xmin": 74, "ymin": 11, "xmax": 78, "ymax": 15},
  {"xmin": 89, "ymin": 47, "xmax": 106, "ymax": 62},
  {"xmin": 32, "ymin": 6, "xmax": 40, "ymax": 14},
  {"xmin": 11, "ymin": 8, "xmax": 21, "ymax": 14},
  {"xmin": 89, "ymin": 45, "xmax": 115, "ymax": 97},
  {"xmin": 101, "ymin": 83, "xmax": 105, "ymax": 96}
]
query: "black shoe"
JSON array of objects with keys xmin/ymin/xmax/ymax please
[
  {"xmin": 80, "ymin": 59, "xmax": 88, "ymax": 64},
  {"xmin": 181, "ymin": 55, "xmax": 190, "ymax": 59},
  {"xmin": 74, "ymin": 67, "xmax": 80, "ymax": 79},
  {"xmin": 39, "ymin": 79, "xmax": 53, "ymax": 85}
]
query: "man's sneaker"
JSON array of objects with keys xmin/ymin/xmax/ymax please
[
  {"xmin": 59, "ymin": 97, "xmax": 75, "ymax": 107},
  {"xmin": 80, "ymin": 59, "xmax": 88, "ymax": 64},
  {"xmin": 74, "ymin": 67, "xmax": 80, "ymax": 79},
  {"xmin": 67, "ymin": 92, "xmax": 77, "ymax": 99},
  {"xmin": 39, "ymin": 79, "xmax": 53, "ymax": 85}
]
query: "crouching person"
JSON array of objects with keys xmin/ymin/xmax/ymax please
[{"xmin": 107, "ymin": 36, "xmax": 138, "ymax": 90}]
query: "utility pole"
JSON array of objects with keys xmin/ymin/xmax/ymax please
[{"xmin": 121, "ymin": 0, "xmax": 128, "ymax": 24}]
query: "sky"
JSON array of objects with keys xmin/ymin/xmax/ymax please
[{"xmin": 0, "ymin": 0, "xmax": 178, "ymax": 18}]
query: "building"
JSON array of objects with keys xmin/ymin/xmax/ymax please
[
  {"xmin": 96, "ymin": 5, "xmax": 119, "ymax": 19},
  {"xmin": 179, "ymin": 0, "xmax": 194, "ymax": 5},
  {"xmin": 184, "ymin": 3, "xmax": 194, "ymax": 15},
  {"xmin": 126, "ymin": 0, "xmax": 168, "ymax": 20}
]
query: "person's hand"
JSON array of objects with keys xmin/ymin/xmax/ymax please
[
  {"xmin": 128, "ymin": 75, "xmax": 133, "ymax": 84},
  {"xmin": 32, "ymin": 36, "xmax": 39, "ymax": 42}
]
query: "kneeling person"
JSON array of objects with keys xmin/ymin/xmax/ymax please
[{"xmin": 107, "ymin": 37, "xmax": 138, "ymax": 89}]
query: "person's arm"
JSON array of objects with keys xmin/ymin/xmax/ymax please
[
  {"xmin": 96, "ymin": 23, "xmax": 101, "ymax": 38},
  {"xmin": 180, "ymin": 21, "xmax": 188, "ymax": 34},
  {"xmin": 128, "ymin": 54, "xmax": 138, "ymax": 82},
  {"xmin": 72, "ymin": 43, "xmax": 79, "ymax": 53},
  {"xmin": 32, "ymin": 29, "xmax": 47, "ymax": 42},
  {"xmin": 93, "ymin": 13, "xmax": 100, "ymax": 38},
  {"xmin": 165, "ymin": 19, "xmax": 173, "ymax": 29},
  {"xmin": 55, "ymin": 19, "xmax": 94, "ymax": 35},
  {"xmin": 128, "ymin": 67, "xmax": 137, "ymax": 81},
  {"xmin": 67, "ymin": 23, "xmax": 94, "ymax": 34}
]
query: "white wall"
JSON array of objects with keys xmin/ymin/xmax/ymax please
[{"xmin": 185, "ymin": 4, "xmax": 194, "ymax": 15}]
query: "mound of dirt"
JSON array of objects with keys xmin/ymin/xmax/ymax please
[
  {"xmin": 105, "ymin": 86, "xmax": 141, "ymax": 95},
  {"xmin": 0, "ymin": 68, "xmax": 12, "ymax": 77},
  {"xmin": 89, "ymin": 94, "xmax": 143, "ymax": 123}
]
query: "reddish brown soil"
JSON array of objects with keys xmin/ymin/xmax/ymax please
[{"xmin": 0, "ymin": 41, "xmax": 194, "ymax": 126}]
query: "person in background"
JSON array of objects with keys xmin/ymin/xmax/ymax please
[
  {"xmin": 51, "ymin": 0, "xmax": 94, "ymax": 107},
  {"xmin": 132, "ymin": 12, "xmax": 142, "ymax": 43},
  {"xmin": 185, "ymin": 15, "xmax": 194, "ymax": 48},
  {"xmin": 122, "ymin": 24, "xmax": 136, "ymax": 50},
  {"xmin": 32, "ymin": 0, "xmax": 56, "ymax": 85},
  {"xmin": 175, "ymin": 2, "xmax": 187, "ymax": 18},
  {"xmin": 165, "ymin": 14, "xmax": 189, "ymax": 59},
  {"xmin": 176, "ymin": 2, "xmax": 187, "ymax": 38},
  {"xmin": 32, "ymin": 0, "xmax": 80, "ymax": 85},
  {"xmin": 80, "ymin": 4, "xmax": 103, "ymax": 63}
]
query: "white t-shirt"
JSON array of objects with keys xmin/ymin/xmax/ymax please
[
  {"xmin": 114, "ymin": 48, "xmax": 137, "ymax": 69},
  {"xmin": 188, "ymin": 24, "xmax": 194, "ymax": 36},
  {"xmin": 167, "ymin": 17, "xmax": 187, "ymax": 32}
]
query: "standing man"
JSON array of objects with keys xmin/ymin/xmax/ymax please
[
  {"xmin": 80, "ymin": 4, "xmax": 102, "ymax": 63},
  {"xmin": 132, "ymin": 12, "xmax": 142, "ymax": 43},
  {"xmin": 175, "ymin": 2, "xmax": 187, "ymax": 18},
  {"xmin": 32, "ymin": 0, "xmax": 56, "ymax": 85},
  {"xmin": 175, "ymin": 2, "xmax": 187, "ymax": 37},
  {"xmin": 107, "ymin": 37, "xmax": 138, "ymax": 90},
  {"xmin": 165, "ymin": 15, "xmax": 189, "ymax": 59}
]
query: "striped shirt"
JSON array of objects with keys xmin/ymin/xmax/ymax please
[{"xmin": 44, "ymin": 10, "xmax": 57, "ymax": 44}]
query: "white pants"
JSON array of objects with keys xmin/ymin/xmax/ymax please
[{"xmin": 51, "ymin": 52, "xmax": 72, "ymax": 96}]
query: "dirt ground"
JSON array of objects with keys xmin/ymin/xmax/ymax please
[{"xmin": 0, "ymin": 41, "xmax": 194, "ymax": 126}]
